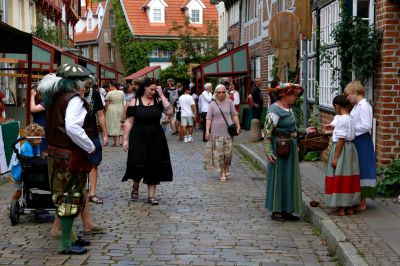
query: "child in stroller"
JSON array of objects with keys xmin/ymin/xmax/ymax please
[{"xmin": 10, "ymin": 123, "xmax": 45, "ymax": 201}]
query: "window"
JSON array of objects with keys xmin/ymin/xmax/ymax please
[
  {"xmin": 82, "ymin": 47, "xmax": 88, "ymax": 58},
  {"xmin": 319, "ymin": 47, "xmax": 339, "ymax": 107},
  {"xmin": 28, "ymin": 1, "xmax": 35, "ymax": 33},
  {"xmin": 18, "ymin": 0, "xmax": 24, "ymax": 30},
  {"xmin": 191, "ymin": 9, "xmax": 200, "ymax": 23},
  {"xmin": 109, "ymin": 10, "xmax": 115, "ymax": 28},
  {"xmin": 244, "ymin": 0, "xmax": 250, "ymax": 22},
  {"xmin": 0, "ymin": 0, "xmax": 3, "ymax": 22},
  {"xmin": 162, "ymin": 50, "xmax": 173, "ymax": 58},
  {"xmin": 267, "ymin": 54, "xmax": 275, "ymax": 81},
  {"xmin": 110, "ymin": 46, "xmax": 115, "ymax": 63},
  {"xmin": 150, "ymin": 48, "xmax": 159, "ymax": 58},
  {"xmin": 307, "ymin": 58, "xmax": 317, "ymax": 101},
  {"xmin": 229, "ymin": 2, "xmax": 239, "ymax": 26},
  {"xmin": 92, "ymin": 46, "xmax": 99, "ymax": 62},
  {"xmin": 251, "ymin": 57, "xmax": 261, "ymax": 79},
  {"xmin": 353, "ymin": 0, "xmax": 374, "ymax": 25},
  {"xmin": 320, "ymin": 0, "xmax": 340, "ymax": 46},
  {"xmin": 152, "ymin": 8, "xmax": 162, "ymax": 22}
]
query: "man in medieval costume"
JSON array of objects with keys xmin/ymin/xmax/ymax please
[{"xmin": 38, "ymin": 63, "xmax": 96, "ymax": 254}]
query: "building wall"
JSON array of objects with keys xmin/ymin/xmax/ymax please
[
  {"xmin": 374, "ymin": 0, "xmax": 400, "ymax": 165},
  {"xmin": 98, "ymin": 2, "xmax": 124, "ymax": 82},
  {"xmin": 8, "ymin": 0, "xmax": 36, "ymax": 33}
]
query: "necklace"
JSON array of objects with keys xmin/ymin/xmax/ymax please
[{"xmin": 142, "ymin": 96, "xmax": 152, "ymax": 106}]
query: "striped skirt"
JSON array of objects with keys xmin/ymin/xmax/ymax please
[
  {"xmin": 354, "ymin": 133, "xmax": 376, "ymax": 198},
  {"xmin": 204, "ymin": 136, "xmax": 233, "ymax": 171},
  {"xmin": 325, "ymin": 142, "xmax": 361, "ymax": 207}
]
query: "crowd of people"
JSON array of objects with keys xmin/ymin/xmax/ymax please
[{"xmin": 5, "ymin": 61, "xmax": 377, "ymax": 254}]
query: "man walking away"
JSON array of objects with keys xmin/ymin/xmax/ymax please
[
  {"xmin": 179, "ymin": 87, "xmax": 196, "ymax": 142},
  {"xmin": 200, "ymin": 83, "xmax": 213, "ymax": 142},
  {"xmin": 163, "ymin": 78, "xmax": 179, "ymax": 134},
  {"xmin": 249, "ymin": 78, "xmax": 264, "ymax": 120}
]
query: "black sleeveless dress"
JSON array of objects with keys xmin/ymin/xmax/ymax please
[{"xmin": 122, "ymin": 97, "xmax": 173, "ymax": 185}]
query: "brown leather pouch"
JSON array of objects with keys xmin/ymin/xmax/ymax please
[
  {"xmin": 276, "ymin": 136, "xmax": 292, "ymax": 157},
  {"xmin": 48, "ymin": 146, "xmax": 92, "ymax": 173}
]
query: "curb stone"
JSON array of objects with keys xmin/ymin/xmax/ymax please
[{"xmin": 236, "ymin": 143, "xmax": 368, "ymax": 266}]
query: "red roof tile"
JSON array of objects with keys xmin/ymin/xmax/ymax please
[
  {"xmin": 121, "ymin": 0, "xmax": 218, "ymax": 37},
  {"xmin": 74, "ymin": 25, "xmax": 99, "ymax": 43},
  {"xmin": 124, "ymin": 65, "xmax": 160, "ymax": 80}
]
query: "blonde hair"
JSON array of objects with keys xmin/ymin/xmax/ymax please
[
  {"xmin": 344, "ymin": 80, "xmax": 365, "ymax": 97},
  {"xmin": 25, "ymin": 123, "xmax": 45, "ymax": 137}
]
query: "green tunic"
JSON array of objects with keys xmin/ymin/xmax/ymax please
[{"xmin": 263, "ymin": 104, "xmax": 303, "ymax": 215}]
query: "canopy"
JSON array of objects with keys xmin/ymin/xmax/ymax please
[
  {"xmin": 192, "ymin": 43, "xmax": 251, "ymax": 100},
  {"xmin": 124, "ymin": 65, "xmax": 161, "ymax": 81}
]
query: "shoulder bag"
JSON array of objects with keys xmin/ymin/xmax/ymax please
[{"xmin": 215, "ymin": 101, "xmax": 238, "ymax": 138}]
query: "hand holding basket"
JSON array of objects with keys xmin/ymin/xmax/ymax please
[{"xmin": 298, "ymin": 132, "xmax": 330, "ymax": 152}]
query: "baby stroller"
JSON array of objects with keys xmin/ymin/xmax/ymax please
[{"xmin": 10, "ymin": 137, "xmax": 55, "ymax": 225}]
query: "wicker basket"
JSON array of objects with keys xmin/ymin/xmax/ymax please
[{"xmin": 298, "ymin": 133, "xmax": 330, "ymax": 152}]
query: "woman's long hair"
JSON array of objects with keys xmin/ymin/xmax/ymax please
[{"xmin": 135, "ymin": 78, "xmax": 156, "ymax": 98}]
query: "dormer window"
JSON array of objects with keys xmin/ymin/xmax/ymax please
[
  {"xmin": 145, "ymin": 0, "xmax": 167, "ymax": 23},
  {"xmin": 152, "ymin": 8, "xmax": 162, "ymax": 22},
  {"xmin": 191, "ymin": 9, "xmax": 200, "ymax": 23},
  {"xmin": 186, "ymin": 0, "xmax": 205, "ymax": 24}
]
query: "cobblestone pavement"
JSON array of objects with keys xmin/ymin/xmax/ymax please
[
  {"xmin": 244, "ymin": 141, "xmax": 400, "ymax": 266},
  {"xmin": 0, "ymin": 131, "xmax": 336, "ymax": 265}
]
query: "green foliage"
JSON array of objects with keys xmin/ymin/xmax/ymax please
[
  {"xmin": 271, "ymin": 57, "xmax": 278, "ymax": 81},
  {"xmin": 169, "ymin": 17, "xmax": 218, "ymax": 64},
  {"xmin": 320, "ymin": 0, "xmax": 382, "ymax": 90},
  {"xmin": 376, "ymin": 160, "xmax": 400, "ymax": 197},
  {"xmin": 304, "ymin": 151, "xmax": 320, "ymax": 161},
  {"xmin": 159, "ymin": 64, "xmax": 191, "ymax": 85},
  {"xmin": 32, "ymin": 12, "xmax": 68, "ymax": 48}
]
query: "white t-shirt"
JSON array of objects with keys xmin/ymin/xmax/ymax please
[
  {"xmin": 179, "ymin": 94, "xmax": 195, "ymax": 117},
  {"xmin": 350, "ymin": 98, "xmax": 372, "ymax": 136},
  {"xmin": 332, "ymin": 114, "xmax": 355, "ymax": 142},
  {"xmin": 201, "ymin": 91, "xmax": 213, "ymax": 113}
]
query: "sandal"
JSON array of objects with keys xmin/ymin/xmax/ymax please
[
  {"xmin": 147, "ymin": 197, "xmax": 159, "ymax": 205},
  {"xmin": 131, "ymin": 183, "xmax": 139, "ymax": 200},
  {"xmin": 89, "ymin": 195, "xmax": 103, "ymax": 204}
]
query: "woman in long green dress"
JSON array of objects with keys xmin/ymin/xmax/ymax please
[
  {"xmin": 105, "ymin": 81, "xmax": 125, "ymax": 147},
  {"xmin": 262, "ymin": 83, "xmax": 315, "ymax": 222}
]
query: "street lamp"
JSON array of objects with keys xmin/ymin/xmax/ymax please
[{"xmin": 224, "ymin": 37, "xmax": 234, "ymax": 52}]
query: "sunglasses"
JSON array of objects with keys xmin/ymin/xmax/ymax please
[{"xmin": 216, "ymin": 91, "xmax": 226, "ymax": 94}]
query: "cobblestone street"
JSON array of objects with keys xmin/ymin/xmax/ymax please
[{"xmin": 0, "ymin": 132, "xmax": 335, "ymax": 265}]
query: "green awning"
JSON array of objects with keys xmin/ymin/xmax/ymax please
[
  {"xmin": 32, "ymin": 44, "xmax": 51, "ymax": 63},
  {"xmin": 61, "ymin": 54, "xmax": 75, "ymax": 65},
  {"xmin": 86, "ymin": 63, "xmax": 97, "ymax": 75}
]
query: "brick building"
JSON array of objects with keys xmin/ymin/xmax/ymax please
[
  {"xmin": 74, "ymin": 0, "xmax": 124, "ymax": 82},
  {"xmin": 217, "ymin": 0, "xmax": 400, "ymax": 165}
]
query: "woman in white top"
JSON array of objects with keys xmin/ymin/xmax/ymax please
[
  {"xmin": 228, "ymin": 83, "xmax": 240, "ymax": 113},
  {"xmin": 345, "ymin": 81, "xmax": 376, "ymax": 211},
  {"xmin": 324, "ymin": 95, "xmax": 360, "ymax": 216}
]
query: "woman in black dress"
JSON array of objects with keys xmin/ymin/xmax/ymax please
[{"xmin": 122, "ymin": 78, "xmax": 173, "ymax": 205}]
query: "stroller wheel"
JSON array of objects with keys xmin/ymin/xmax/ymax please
[{"xmin": 10, "ymin": 200, "xmax": 20, "ymax": 226}]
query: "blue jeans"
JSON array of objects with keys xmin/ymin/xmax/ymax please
[{"xmin": 88, "ymin": 136, "xmax": 102, "ymax": 167}]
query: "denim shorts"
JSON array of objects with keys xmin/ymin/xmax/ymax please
[{"xmin": 88, "ymin": 136, "xmax": 102, "ymax": 166}]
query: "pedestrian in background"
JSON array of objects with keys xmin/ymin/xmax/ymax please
[
  {"xmin": 345, "ymin": 80, "xmax": 376, "ymax": 211},
  {"xmin": 204, "ymin": 84, "xmax": 240, "ymax": 181},
  {"xmin": 200, "ymin": 83, "xmax": 213, "ymax": 142},
  {"xmin": 263, "ymin": 83, "xmax": 315, "ymax": 222},
  {"xmin": 122, "ymin": 78, "xmax": 173, "ymax": 205},
  {"xmin": 105, "ymin": 81, "xmax": 125, "ymax": 147},
  {"xmin": 249, "ymin": 78, "xmax": 264, "ymax": 120},
  {"xmin": 228, "ymin": 82, "xmax": 240, "ymax": 113},
  {"xmin": 179, "ymin": 87, "xmax": 196, "ymax": 143},
  {"xmin": 163, "ymin": 78, "xmax": 178, "ymax": 135},
  {"xmin": 30, "ymin": 85, "xmax": 48, "ymax": 155},
  {"xmin": 324, "ymin": 94, "xmax": 360, "ymax": 216}
]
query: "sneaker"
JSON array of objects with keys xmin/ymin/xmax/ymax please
[
  {"xmin": 183, "ymin": 136, "xmax": 188, "ymax": 143},
  {"xmin": 188, "ymin": 135, "xmax": 193, "ymax": 142}
]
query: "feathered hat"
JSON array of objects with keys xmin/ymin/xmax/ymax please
[{"xmin": 267, "ymin": 82, "xmax": 304, "ymax": 98}]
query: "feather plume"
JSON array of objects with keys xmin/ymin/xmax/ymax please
[{"xmin": 38, "ymin": 74, "xmax": 82, "ymax": 104}]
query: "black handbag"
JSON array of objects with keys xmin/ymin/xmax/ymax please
[{"xmin": 215, "ymin": 101, "xmax": 238, "ymax": 138}]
